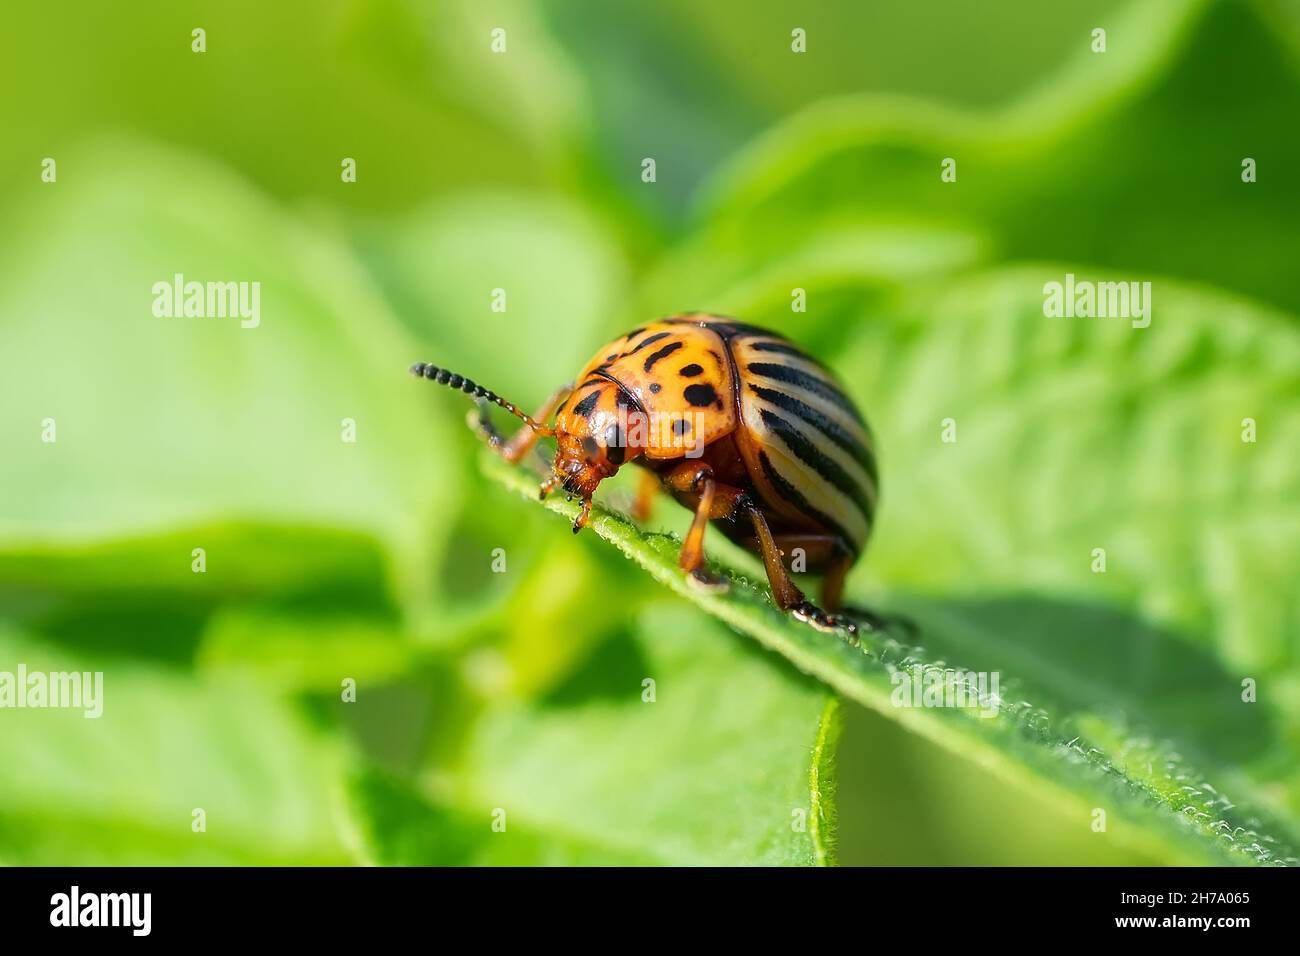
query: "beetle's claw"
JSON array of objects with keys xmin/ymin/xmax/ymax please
[
  {"xmin": 571, "ymin": 497, "xmax": 592, "ymax": 534},
  {"xmin": 791, "ymin": 601, "xmax": 860, "ymax": 645}
]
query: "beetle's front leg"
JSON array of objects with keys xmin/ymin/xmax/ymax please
[
  {"xmin": 470, "ymin": 383, "xmax": 571, "ymax": 465},
  {"xmin": 660, "ymin": 461, "xmax": 745, "ymax": 589}
]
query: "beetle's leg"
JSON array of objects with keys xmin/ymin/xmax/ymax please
[
  {"xmin": 572, "ymin": 496, "xmax": 593, "ymax": 534},
  {"xmin": 660, "ymin": 462, "xmax": 715, "ymax": 576},
  {"xmin": 766, "ymin": 533, "xmax": 914, "ymax": 637},
  {"xmin": 747, "ymin": 509, "xmax": 861, "ymax": 641},
  {"xmin": 752, "ymin": 533, "xmax": 847, "ymax": 604},
  {"xmin": 537, "ymin": 473, "xmax": 562, "ymax": 500},
  {"xmin": 807, "ymin": 544, "xmax": 915, "ymax": 635},
  {"xmin": 472, "ymin": 383, "xmax": 571, "ymax": 464},
  {"xmin": 660, "ymin": 462, "xmax": 745, "ymax": 587},
  {"xmin": 745, "ymin": 505, "xmax": 807, "ymax": 610},
  {"xmin": 631, "ymin": 468, "xmax": 660, "ymax": 524},
  {"xmin": 819, "ymin": 550, "xmax": 854, "ymax": 613}
]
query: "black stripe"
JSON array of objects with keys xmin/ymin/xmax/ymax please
[
  {"xmin": 571, "ymin": 390, "xmax": 601, "ymax": 417},
  {"xmin": 643, "ymin": 340, "xmax": 683, "ymax": 372},
  {"xmin": 664, "ymin": 316, "xmax": 775, "ymax": 341},
  {"xmin": 759, "ymin": 409, "xmax": 872, "ymax": 519},
  {"xmin": 749, "ymin": 384, "xmax": 878, "ymax": 488},
  {"xmin": 749, "ymin": 340, "xmax": 809, "ymax": 360},
  {"xmin": 757, "ymin": 451, "xmax": 860, "ymax": 550},
  {"xmin": 746, "ymin": 362, "xmax": 865, "ymax": 426},
  {"xmin": 623, "ymin": 331, "xmax": 672, "ymax": 356},
  {"xmin": 591, "ymin": 369, "xmax": 647, "ymax": 416}
]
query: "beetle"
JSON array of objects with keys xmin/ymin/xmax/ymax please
[{"xmin": 412, "ymin": 313, "xmax": 884, "ymax": 637}]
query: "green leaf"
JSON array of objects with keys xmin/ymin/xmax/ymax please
[
  {"xmin": 643, "ymin": 0, "xmax": 1300, "ymax": 319},
  {"xmin": 481, "ymin": 452, "xmax": 1300, "ymax": 866},
  {"xmin": 836, "ymin": 266, "xmax": 1300, "ymax": 696},
  {"xmin": 346, "ymin": 601, "xmax": 837, "ymax": 866},
  {"xmin": 0, "ymin": 138, "xmax": 451, "ymax": 612},
  {"xmin": 346, "ymin": 769, "xmax": 650, "ymax": 866},
  {"xmin": 359, "ymin": 191, "xmax": 631, "ymax": 404},
  {"xmin": 0, "ymin": 625, "xmax": 348, "ymax": 865},
  {"xmin": 538, "ymin": 0, "xmax": 1138, "ymax": 228},
  {"xmin": 0, "ymin": 0, "xmax": 585, "ymax": 212}
]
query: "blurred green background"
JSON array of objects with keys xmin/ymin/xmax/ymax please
[{"xmin": 2, "ymin": 0, "xmax": 1298, "ymax": 865}]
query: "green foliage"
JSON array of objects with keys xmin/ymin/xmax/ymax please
[
  {"xmin": 0, "ymin": 626, "xmax": 347, "ymax": 866},
  {"xmin": 349, "ymin": 603, "xmax": 837, "ymax": 866},
  {"xmin": 1, "ymin": 0, "xmax": 1297, "ymax": 866},
  {"xmin": 482, "ymin": 456, "xmax": 1299, "ymax": 866},
  {"xmin": 0, "ymin": 141, "xmax": 450, "ymax": 610}
]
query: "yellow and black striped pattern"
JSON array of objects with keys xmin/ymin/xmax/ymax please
[
  {"xmin": 566, "ymin": 314, "xmax": 877, "ymax": 556},
  {"xmin": 727, "ymin": 326, "xmax": 878, "ymax": 555}
]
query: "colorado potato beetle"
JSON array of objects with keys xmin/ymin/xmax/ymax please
[{"xmin": 412, "ymin": 314, "xmax": 884, "ymax": 637}]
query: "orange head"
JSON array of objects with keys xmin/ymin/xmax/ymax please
[
  {"xmin": 411, "ymin": 362, "xmax": 645, "ymax": 533},
  {"xmin": 546, "ymin": 380, "xmax": 648, "ymax": 528}
]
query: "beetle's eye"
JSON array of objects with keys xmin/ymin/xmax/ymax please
[
  {"xmin": 604, "ymin": 423, "xmax": 625, "ymax": 465},
  {"xmin": 580, "ymin": 436, "xmax": 600, "ymax": 459}
]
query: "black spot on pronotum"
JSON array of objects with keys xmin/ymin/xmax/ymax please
[
  {"xmin": 581, "ymin": 436, "xmax": 600, "ymax": 458},
  {"xmin": 683, "ymin": 383, "xmax": 719, "ymax": 408},
  {"xmin": 649, "ymin": 383, "xmax": 661, "ymax": 394},
  {"xmin": 672, "ymin": 418, "xmax": 692, "ymax": 437},
  {"xmin": 678, "ymin": 363, "xmax": 703, "ymax": 378},
  {"xmin": 643, "ymin": 340, "xmax": 683, "ymax": 372},
  {"xmin": 572, "ymin": 390, "xmax": 601, "ymax": 417}
]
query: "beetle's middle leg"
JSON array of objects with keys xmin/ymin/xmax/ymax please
[{"xmin": 471, "ymin": 383, "xmax": 571, "ymax": 465}]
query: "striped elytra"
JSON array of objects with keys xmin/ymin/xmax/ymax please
[
  {"xmin": 558, "ymin": 315, "xmax": 877, "ymax": 559},
  {"xmin": 413, "ymin": 312, "xmax": 881, "ymax": 636}
]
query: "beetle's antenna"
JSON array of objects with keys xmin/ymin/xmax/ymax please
[{"xmin": 410, "ymin": 362, "xmax": 549, "ymax": 433}]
